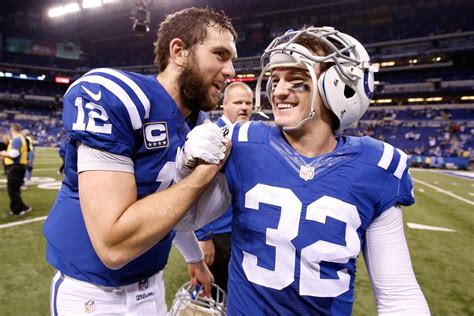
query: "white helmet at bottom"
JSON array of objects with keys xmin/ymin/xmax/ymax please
[{"xmin": 168, "ymin": 282, "xmax": 227, "ymax": 316}]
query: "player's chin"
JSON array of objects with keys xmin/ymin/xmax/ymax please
[
  {"xmin": 200, "ymin": 98, "xmax": 218, "ymax": 112},
  {"xmin": 274, "ymin": 117, "xmax": 288, "ymax": 129}
]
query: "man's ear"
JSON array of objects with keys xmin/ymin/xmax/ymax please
[{"xmin": 169, "ymin": 38, "xmax": 189, "ymax": 67}]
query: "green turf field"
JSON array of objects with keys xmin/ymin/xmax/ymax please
[{"xmin": 0, "ymin": 147, "xmax": 473, "ymax": 315}]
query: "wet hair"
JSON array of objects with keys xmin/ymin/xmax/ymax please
[{"xmin": 154, "ymin": 7, "xmax": 237, "ymax": 71}]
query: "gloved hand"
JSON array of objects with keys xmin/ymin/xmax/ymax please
[{"xmin": 182, "ymin": 123, "xmax": 227, "ymax": 168}]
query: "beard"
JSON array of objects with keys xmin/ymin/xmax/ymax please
[{"xmin": 178, "ymin": 61, "xmax": 217, "ymax": 112}]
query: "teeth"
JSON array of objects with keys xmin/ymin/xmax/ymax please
[{"xmin": 277, "ymin": 103, "xmax": 295, "ymax": 109}]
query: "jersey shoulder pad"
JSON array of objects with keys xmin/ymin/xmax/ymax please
[
  {"xmin": 64, "ymin": 68, "xmax": 150, "ymax": 131},
  {"xmin": 354, "ymin": 137, "xmax": 414, "ymax": 211},
  {"xmin": 62, "ymin": 68, "xmax": 151, "ymax": 156},
  {"xmin": 229, "ymin": 121, "xmax": 272, "ymax": 144},
  {"xmin": 357, "ymin": 136, "xmax": 409, "ymax": 180}
]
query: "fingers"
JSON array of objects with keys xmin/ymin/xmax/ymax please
[
  {"xmin": 184, "ymin": 123, "xmax": 227, "ymax": 166},
  {"xmin": 188, "ymin": 260, "xmax": 214, "ymax": 297}
]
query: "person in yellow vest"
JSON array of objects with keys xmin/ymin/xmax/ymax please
[
  {"xmin": 0, "ymin": 123, "xmax": 32, "ymax": 216},
  {"xmin": 22, "ymin": 129, "xmax": 35, "ymax": 183}
]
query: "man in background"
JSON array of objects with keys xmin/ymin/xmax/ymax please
[
  {"xmin": 0, "ymin": 123, "xmax": 31, "ymax": 216},
  {"xmin": 22, "ymin": 129, "xmax": 35, "ymax": 186},
  {"xmin": 195, "ymin": 81, "xmax": 253, "ymax": 294}
]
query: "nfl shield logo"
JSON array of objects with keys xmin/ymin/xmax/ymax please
[
  {"xmin": 84, "ymin": 300, "xmax": 95, "ymax": 313},
  {"xmin": 138, "ymin": 278, "xmax": 148, "ymax": 291},
  {"xmin": 299, "ymin": 165, "xmax": 315, "ymax": 181}
]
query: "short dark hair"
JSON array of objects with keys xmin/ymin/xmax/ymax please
[
  {"xmin": 292, "ymin": 31, "xmax": 333, "ymax": 74},
  {"xmin": 154, "ymin": 7, "xmax": 237, "ymax": 71}
]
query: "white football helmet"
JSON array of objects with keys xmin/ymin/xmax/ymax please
[
  {"xmin": 168, "ymin": 282, "xmax": 227, "ymax": 316},
  {"xmin": 255, "ymin": 26, "xmax": 379, "ymax": 131}
]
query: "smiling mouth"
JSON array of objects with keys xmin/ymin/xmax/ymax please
[{"xmin": 276, "ymin": 103, "xmax": 297, "ymax": 110}]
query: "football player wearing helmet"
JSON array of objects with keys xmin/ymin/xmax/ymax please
[
  {"xmin": 180, "ymin": 26, "xmax": 430, "ymax": 315},
  {"xmin": 43, "ymin": 7, "xmax": 236, "ymax": 315}
]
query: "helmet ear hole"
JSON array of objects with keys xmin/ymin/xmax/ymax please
[{"xmin": 344, "ymin": 85, "xmax": 355, "ymax": 98}]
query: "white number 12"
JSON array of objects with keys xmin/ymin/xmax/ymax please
[{"xmin": 72, "ymin": 96, "xmax": 112, "ymax": 134}]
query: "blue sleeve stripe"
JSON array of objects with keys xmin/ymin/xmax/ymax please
[
  {"xmin": 394, "ymin": 149, "xmax": 408, "ymax": 180},
  {"xmin": 66, "ymin": 75, "xmax": 143, "ymax": 130},
  {"xmin": 86, "ymin": 68, "xmax": 151, "ymax": 119},
  {"xmin": 238, "ymin": 121, "xmax": 251, "ymax": 142},
  {"xmin": 377, "ymin": 142, "xmax": 394, "ymax": 170}
]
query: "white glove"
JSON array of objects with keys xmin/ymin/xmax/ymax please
[
  {"xmin": 182, "ymin": 123, "xmax": 227, "ymax": 168},
  {"xmin": 174, "ymin": 173, "xmax": 231, "ymax": 232}
]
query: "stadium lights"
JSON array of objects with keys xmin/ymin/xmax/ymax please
[
  {"xmin": 48, "ymin": 3, "xmax": 80, "ymax": 18},
  {"xmin": 237, "ymin": 74, "xmax": 256, "ymax": 78},
  {"xmin": 48, "ymin": 0, "xmax": 120, "ymax": 18},
  {"xmin": 461, "ymin": 96, "xmax": 474, "ymax": 101},
  {"xmin": 55, "ymin": 76, "xmax": 71, "ymax": 84},
  {"xmin": 375, "ymin": 99, "xmax": 392, "ymax": 104},
  {"xmin": 380, "ymin": 61, "xmax": 396, "ymax": 67},
  {"xmin": 82, "ymin": 0, "xmax": 103, "ymax": 9},
  {"xmin": 408, "ymin": 98, "xmax": 425, "ymax": 102}
]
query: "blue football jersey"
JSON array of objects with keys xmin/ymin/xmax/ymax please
[
  {"xmin": 43, "ymin": 68, "xmax": 208, "ymax": 287},
  {"xmin": 225, "ymin": 121, "xmax": 414, "ymax": 315},
  {"xmin": 195, "ymin": 116, "xmax": 233, "ymax": 240}
]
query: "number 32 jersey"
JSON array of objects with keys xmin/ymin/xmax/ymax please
[
  {"xmin": 224, "ymin": 122, "xmax": 414, "ymax": 315},
  {"xmin": 43, "ymin": 68, "xmax": 207, "ymax": 287}
]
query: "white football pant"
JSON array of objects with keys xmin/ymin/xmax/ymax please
[{"xmin": 50, "ymin": 270, "xmax": 167, "ymax": 315}]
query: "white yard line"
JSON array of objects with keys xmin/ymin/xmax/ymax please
[
  {"xmin": 412, "ymin": 178, "xmax": 474, "ymax": 206},
  {"xmin": 0, "ymin": 216, "xmax": 47, "ymax": 229},
  {"xmin": 407, "ymin": 222, "xmax": 456, "ymax": 232}
]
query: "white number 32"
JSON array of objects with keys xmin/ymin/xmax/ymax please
[{"xmin": 243, "ymin": 184, "xmax": 361, "ymax": 297}]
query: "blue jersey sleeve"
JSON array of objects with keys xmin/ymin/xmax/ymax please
[
  {"xmin": 62, "ymin": 71, "xmax": 146, "ymax": 157},
  {"xmin": 357, "ymin": 137, "xmax": 415, "ymax": 217},
  {"xmin": 376, "ymin": 159, "xmax": 414, "ymax": 212}
]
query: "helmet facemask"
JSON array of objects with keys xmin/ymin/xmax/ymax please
[{"xmin": 255, "ymin": 26, "xmax": 379, "ymax": 131}]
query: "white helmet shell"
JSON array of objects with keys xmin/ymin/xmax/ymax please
[
  {"xmin": 168, "ymin": 282, "xmax": 227, "ymax": 316},
  {"xmin": 255, "ymin": 26, "xmax": 378, "ymax": 130}
]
